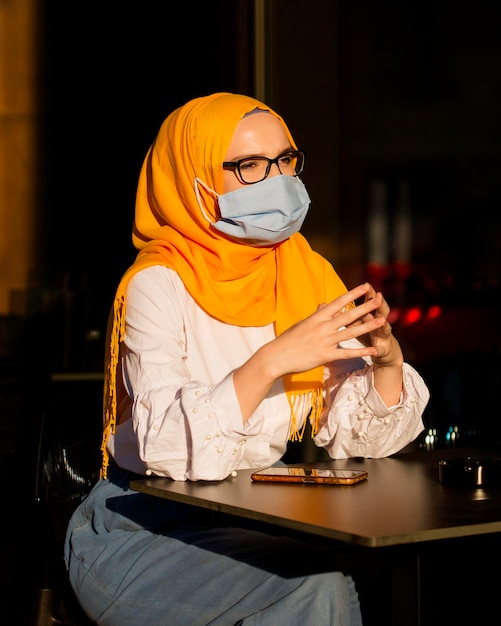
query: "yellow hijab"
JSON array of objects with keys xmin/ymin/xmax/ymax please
[{"xmin": 100, "ymin": 92, "xmax": 349, "ymax": 478}]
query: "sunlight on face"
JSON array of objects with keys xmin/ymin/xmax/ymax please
[{"xmin": 223, "ymin": 113, "xmax": 293, "ymax": 193}]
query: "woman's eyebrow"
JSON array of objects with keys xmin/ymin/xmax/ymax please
[{"xmin": 226, "ymin": 147, "xmax": 295, "ymax": 161}]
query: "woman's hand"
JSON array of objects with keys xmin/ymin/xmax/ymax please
[
  {"xmin": 266, "ymin": 283, "xmax": 389, "ymax": 379},
  {"xmin": 349, "ymin": 283, "xmax": 403, "ymax": 369},
  {"xmin": 234, "ymin": 283, "xmax": 404, "ymax": 421},
  {"xmin": 344, "ymin": 283, "xmax": 404, "ymax": 406}
]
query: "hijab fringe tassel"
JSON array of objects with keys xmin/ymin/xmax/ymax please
[
  {"xmin": 100, "ymin": 297, "xmax": 125, "ymax": 479},
  {"xmin": 287, "ymin": 386, "xmax": 324, "ymax": 442}
]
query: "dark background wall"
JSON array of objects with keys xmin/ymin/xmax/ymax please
[
  {"xmin": 337, "ymin": 1, "xmax": 501, "ymax": 297},
  {"xmin": 41, "ymin": 1, "xmax": 249, "ymax": 331}
]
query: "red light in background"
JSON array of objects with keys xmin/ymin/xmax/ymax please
[
  {"xmin": 403, "ymin": 307, "xmax": 422, "ymax": 325},
  {"xmin": 387, "ymin": 304, "xmax": 441, "ymax": 326},
  {"xmin": 425, "ymin": 305, "xmax": 442, "ymax": 320}
]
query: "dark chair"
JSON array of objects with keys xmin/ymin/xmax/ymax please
[{"xmin": 30, "ymin": 384, "xmax": 103, "ymax": 625}]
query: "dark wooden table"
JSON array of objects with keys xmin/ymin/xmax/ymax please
[{"xmin": 130, "ymin": 447, "xmax": 501, "ymax": 546}]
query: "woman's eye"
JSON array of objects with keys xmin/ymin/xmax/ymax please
[{"xmin": 240, "ymin": 160, "xmax": 258, "ymax": 171}]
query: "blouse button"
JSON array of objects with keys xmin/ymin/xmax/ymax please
[
  {"xmin": 192, "ymin": 407, "xmax": 198, "ymax": 414},
  {"xmin": 206, "ymin": 434, "xmax": 212, "ymax": 440},
  {"xmin": 195, "ymin": 390, "xmax": 201, "ymax": 396},
  {"xmin": 347, "ymin": 394, "xmax": 353, "ymax": 402},
  {"xmin": 217, "ymin": 446, "xmax": 223, "ymax": 454},
  {"xmin": 208, "ymin": 413, "xmax": 214, "ymax": 419},
  {"xmin": 384, "ymin": 417, "xmax": 391, "ymax": 425}
]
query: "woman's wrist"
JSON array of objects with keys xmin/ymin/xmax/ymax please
[{"xmin": 372, "ymin": 336, "xmax": 404, "ymax": 369}]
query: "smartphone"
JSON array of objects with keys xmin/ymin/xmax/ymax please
[{"xmin": 251, "ymin": 466, "xmax": 368, "ymax": 485}]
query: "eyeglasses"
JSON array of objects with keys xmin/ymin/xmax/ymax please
[{"xmin": 223, "ymin": 150, "xmax": 305, "ymax": 185}]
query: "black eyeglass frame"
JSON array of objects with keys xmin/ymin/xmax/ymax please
[{"xmin": 222, "ymin": 149, "xmax": 306, "ymax": 185}]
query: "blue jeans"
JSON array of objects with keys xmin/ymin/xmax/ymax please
[{"xmin": 64, "ymin": 463, "xmax": 363, "ymax": 625}]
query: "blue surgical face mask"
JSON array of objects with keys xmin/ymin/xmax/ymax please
[{"xmin": 194, "ymin": 175, "xmax": 311, "ymax": 246}]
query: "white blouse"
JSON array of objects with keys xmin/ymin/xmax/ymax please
[{"xmin": 108, "ymin": 265, "xmax": 429, "ymax": 480}]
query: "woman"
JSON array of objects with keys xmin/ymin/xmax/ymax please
[{"xmin": 65, "ymin": 92, "xmax": 429, "ymax": 625}]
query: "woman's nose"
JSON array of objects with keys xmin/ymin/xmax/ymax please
[{"xmin": 268, "ymin": 162, "xmax": 282, "ymax": 177}]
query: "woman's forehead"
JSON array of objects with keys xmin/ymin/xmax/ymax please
[{"xmin": 227, "ymin": 113, "xmax": 290, "ymax": 157}]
